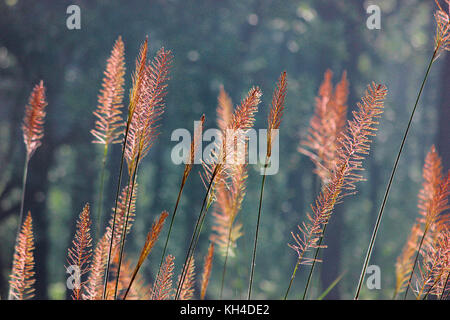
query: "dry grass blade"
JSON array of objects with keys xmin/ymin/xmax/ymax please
[
  {"xmin": 91, "ymin": 36, "xmax": 126, "ymax": 145},
  {"xmin": 124, "ymin": 211, "xmax": 168, "ymax": 299},
  {"xmin": 9, "ymin": 212, "xmax": 35, "ymax": 300},
  {"xmin": 200, "ymin": 243, "xmax": 214, "ymax": 300},
  {"xmin": 66, "ymin": 203, "xmax": 93, "ymax": 300}
]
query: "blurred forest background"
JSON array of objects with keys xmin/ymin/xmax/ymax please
[{"xmin": 0, "ymin": 0, "xmax": 448, "ymax": 299}]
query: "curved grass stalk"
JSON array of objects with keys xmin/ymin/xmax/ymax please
[
  {"xmin": 113, "ymin": 150, "xmax": 140, "ymax": 299},
  {"xmin": 102, "ymin": 119, "xmax": 131, "ymax": 299},
  {"xmin": 284, "ymin": 251, "xmax": 306, "ymax": 299},
  {"xmin": 247, "ymin": 161, "xmax": 268, "ymax": 300},
  {"xmin": 354, "ymin": 48, "xmax": 437, "ymax": 300},
  {"xmin": 156, "ymin": 176, "xmax": 186, "ymax": 280},
  {"xmin": 317, "ymin": 271, "xmax": 346, "ymax": 300},
  {"xmin": 175, "ymin": 165, "xmax": 219, "ymax": 300}
]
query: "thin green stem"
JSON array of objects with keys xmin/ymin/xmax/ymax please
[
  {"xmin": 96, "ymin": 144, "xmax": 109, "ymax": 241},
  {"xmin": 247, "ymin": 161, "xmax": 268, "ymax": 300},
  {"xmin": 284, "ymin": 254, "xmax": 303, "ymax": 300},
  {"xmin": 114, "ymin": 150, "xmax": 140, "ymax": 299},
  {"xmin": 102, "ymin": 120, "xmax": 131, "ymax": 300},
  {"xmin": 155, "ymin": 174, "xmax": 187, "ymax": 286},
  {"xmin": 303, "ymin": 222, "xmax": 328, "ymax": 300},
  {"xmin": 175, "ymin": 166, "xmax": 218, "ymax": 300},
  {"xmin": 354, "ymin": 48, "xmax": 437, "ymax": 300}
]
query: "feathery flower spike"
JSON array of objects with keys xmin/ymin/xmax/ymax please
[
  {"xmin": 22, "ymin": 81, "xmax": 47, "ymax": 159},
  {"xmin": 178, "ymin": 257, "xmax": 195, "ymax": 300},
  {"xmin": 67, "ymin": 203, "xmax": 93, "ymax": 300},
  {"xmin": 91, "ymin": 36, "xmax": 126, "ymax": 145},
  {"xmin": 299, "ymin": 70, "xmax": 349, "ymax": 184},
  {"xmin": 9, "ymin": 212, "xmax": 35, "ymax": 300},
  {"xmin": 434, "ymin": 0, "xmax": 450, "ymax": 57},
  {"xmin": 152, "ymin": 255, "xmax": 175, "ymax": 300},
  {"xmin": 287, "ymin": 83, "xmax": 387, "ymax": 298}
]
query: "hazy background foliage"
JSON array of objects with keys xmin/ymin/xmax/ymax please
[{"xmin": 0, "ymin": 0, "xmax": 448, "ymax": 299}]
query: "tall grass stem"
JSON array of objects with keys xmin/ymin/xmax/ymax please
[{"xmin": 354, "ymin": 49, "xmax": 437, "ymax": 300}]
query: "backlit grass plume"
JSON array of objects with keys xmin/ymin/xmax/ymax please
[
  {"xmin": 89, "ymin": 184, "xmax": 136, "ymax": 299},
  {"xmin": 152, "ymin": 255, "xmax": 175, "ymax": 300},
  {"xmin": 66, "ymin": 203, "xmax": 93, "ymax": 300},
  {"xmin": 176, "ymin": 86, "xmax": 261, "ymax": 300},
  {"xmin": 22, "ymin": 80, "xmax": 47, "ymax": 159},
  {"xmin": 124, "ymin": 47, "xmax": 173, "ymax": 174},
  {"xmin": 286, "ymin": 83, "xmax": 387, "ymax": 299},
  {"xmin": 298, "ymin": 70, "xmax": 349, "ymax": 298},
  {"xmin": 14, "ymin": 81, "xmax": 47, "ymax": 270},
  {"xmin": 248, "ymin": 71, "xmax": 287, "ymax": 299},
  {"xmin": 434, "ymin": 0, "xmax": 450, "ymax": 58},
  {"xmin": 402, "ymin": 146, "xmax": 450, "ymax": 299},
  {"xmin": 8, "ymin": 212, "xmax": 35, "ymax": 300},
  {"xmin": 200, "ymin": 243, "xmax": 214, "ymax": 300},
  {"xmin": 299, "ymin": 70, "xmax": 348, "ymax": 183},
  {"xmin": 114, "ymin": 47, "xmax": 172, "ymax": 299},
  {"xmin": 177, "ymin": 257, "xmax": 195, "ymax": 300},
  {"xmin": 211, "ymin": 164, "xmax": 248, "ymax": 258},
  {"xmin": 415, "ymin": 227, "xmax": 449, "ymax": 299},
  {"xmin": 103, "ymin": 37, "xmax": 148, "ymax": 299},
  {"xmin": 90, "ymin": 36, "xmax": 126, "ymax": 236},
  {"xmin": 91, "ymin": 36, "xmax": 126, "ymax": 146}
]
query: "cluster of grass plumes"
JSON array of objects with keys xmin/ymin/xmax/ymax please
[{"xmin": 5, "ymin": 1, "xmax": 449, "ymax": 301}]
